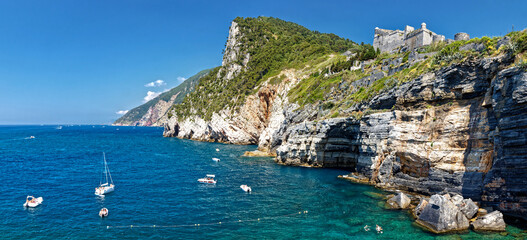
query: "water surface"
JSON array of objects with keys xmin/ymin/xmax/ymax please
[{"xmin": 0, "ymin": 125, "xmax": 524, "ymax": 239}]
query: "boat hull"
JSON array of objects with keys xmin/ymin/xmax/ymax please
[
  {"xmin": 198, "ymin": 179, "xmax": 216, "ymax": 184},
  {"xmin": 99, "ymin": 208, "xmax": 109, "ymax": 217},
  {"xmin": 23, "ymin": 197, "xmax": 43, "ymax": 208},
  {"xmin": 95, "ymin": 185, "xmax": 115, "ymax": 195},
  {"xmin": 240, "ymin": 185, "xmax": 252, "ymax": 192}
]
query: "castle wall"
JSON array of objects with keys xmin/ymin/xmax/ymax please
[
  {"xmin": 373, "ymin": 30, "xmax": 405, "ymax": 53},
  {"xmin": 374, "ymin": 24, "xmax": 445, "ymax": 53}
]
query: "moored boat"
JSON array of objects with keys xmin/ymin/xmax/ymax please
[
  {"xmin": 240, "ymin": 185, "xmax": 252, "ymax": 192},
  {"xmin": 212, "ymin": 158, "xmax": 220, "ymax": 162},
  {"xmin": 198, "ymin": 174, "xmax": 217, "ymax": 184},
  {"xmin": 95, "ymin": 153, "xmax": 115, "ymax": 196},
  {"xmin": 23, "ymin": 196, "xmax": 43, "ymax": 208},
  {"xmin": 99, "ymin": 208, "xmax": 109, "ymax": 217}
]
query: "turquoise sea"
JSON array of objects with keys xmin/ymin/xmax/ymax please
[{"xmin": 0, "ymin": 125, "xmax": 525, "ymax": 239}]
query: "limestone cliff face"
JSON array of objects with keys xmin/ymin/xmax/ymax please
[
  {"xmin": 162, "ymin": 18, "xmax": 527, "ymax": 219},
  {"xmin": 163, "ymin": 69, "xmax": 300, "ymax": 145},
  {"xmin": 276, "ymin": 54, "xmax": 527, "ymax": 219},
  {"xmin": 217, "ymin": 21, "xmax": 250, "ymax": 80},
  {"xmin": 135, "ymin": 94, "xmax": 178, "ymax": 126}
]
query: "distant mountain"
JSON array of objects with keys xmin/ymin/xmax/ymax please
[{"xmin": 113, "ymin": 68, "xmax": 212, "ymax": 126}]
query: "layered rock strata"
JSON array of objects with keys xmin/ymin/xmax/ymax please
[
  {"xmin": 162, "ymin": 20, "xmax": 527, "ymax": 221},
  {"xmin": 275, "ymin": 54, "xmax": 527, "ymax": 220}
]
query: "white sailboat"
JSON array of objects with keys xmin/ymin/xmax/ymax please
[{"xmin": 95, "ymin": 153, "xmax": 115, "ymax": 196}]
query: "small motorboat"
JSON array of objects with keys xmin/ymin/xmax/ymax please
[
  {"xmin": 99, "ymin": 208, "xmax": 109, "ymax": 218},
  {"xmin": 215, "ymin": 148, "xmax": 220, "ymax": 152},
  {"xmin": 198, "ymin": 174, "xmax": 217, "ymax": 184},
  {"xmin": 240, "ymin": 185, "xmax": 252, "ymax": 192},
  {"xmin": 29, "ymin": 136, "xmax": 35, "ymax": 139},
  {"xmin": 212, "ymin": 158, "xmax": 220, "ymax": 162},
  {"xmin": 23, "ymin": 196, "xmax": 43, "ymax": 208}
]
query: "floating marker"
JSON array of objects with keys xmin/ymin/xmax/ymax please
[{"xmin": 106, "ymin": 210, "xmax": 310, "ymax": 229}]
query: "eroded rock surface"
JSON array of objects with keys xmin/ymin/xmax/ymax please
[
  {"xmin": 415, "ymin": 194, "xmax": 470, "ymax": 233},
  {"xmin": 471, "ymin": 210, "xmax": 507, "ymax": 232},
  {"xmin": 387, "ymin": 192, "xmax": 411, "ymax": 209}
]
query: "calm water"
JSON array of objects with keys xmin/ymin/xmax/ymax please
[{"xmin": 0, "ymin": 125, "xmax": 524, "ymax": 239}]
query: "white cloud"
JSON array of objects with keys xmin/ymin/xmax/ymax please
[
  {"xmin": 177, "ymin": 76, "xmax": 187, "ymax": 82},
  {"xmin": 144, "ymin": 91, "xmax": 161, "ymax": 102},
  {"xmin": 116, "ymin": 110, "xmax": 129, "ymax": 115},
  {"xmin": 144, "ymin": 79, "xmax": 166, "ymax": 87}
]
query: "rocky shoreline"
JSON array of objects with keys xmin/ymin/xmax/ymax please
[
  {"xmin": 162, "ymin": 18, "xmax": 527, "ymax": 229},
  {"xmin": 340, "ymin": 174, "xmax": 508, "ymax": 234}
]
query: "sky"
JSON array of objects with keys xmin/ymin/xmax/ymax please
[{"xmin": 1, "ymin": 0, "xmax": 526, "ymax": 124}]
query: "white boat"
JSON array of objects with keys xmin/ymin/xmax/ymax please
[
  {"xmin": 212, "ymin": 158, "xmax": 220, "ymax": 162},
  {"xmin": 29, "ymin": 136, "xmax": 35, "ymax": 139},
  {"xmin": 95, "ymin": 153, "xmax": 115, "ymax": 196},
  {"xmin": 56, "ymin": 126, "xmax": 62, "ymax": 130},
  {"xmin": 198, "ymin": 174, "xmax": 217, "ymax": 184},
  {"xmin": 240, "ymin": 185, "xmax": 252, "ymax": 192},
  {"xmin": 215, "ymin": 148, "xmax": 220, "ymax": 152},
  {"xmin": 99, "ymin": 208, "xmax": 109, "ymax": 217},
  {"xmin": 23, "ymin": 196, "xmax": 43, "ymax": 208}
]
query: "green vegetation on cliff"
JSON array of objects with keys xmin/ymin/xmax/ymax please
[
  {"xmin": 290, "ymin": 29, "xmax": 527, "ymax": 118},
  {"xmin": 114, "ymin": 68, "xmax": 211, "ymax": 125},
  {"xmin": 169, "ymin": 16, "xmax": 527, "ymax": 122},
  {"xmin": 172, "ymin": 16, "xmax": 363, "ymax": 121}
]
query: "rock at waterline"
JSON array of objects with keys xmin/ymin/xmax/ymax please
[
  {"xmin": 413, "ymin": 198, "xmax": 429, "ymax": 218},
  {"xmin": 242, "ymin": 150, "xmax": 277, "ymax": 157},
  {"xmin": 415, "ymin": 194, "xmax": 469, "ymax": 233},
  {"xmin": 471, "ymin": 211, "xmax": 507, "ymax": 232},
  {"xmin": 458, "ymin": 198, "xmax": 479, "ymax": 219},
  {"xmin": 387, "ymin": 192, "xmax": 411, "ymax": 209}
]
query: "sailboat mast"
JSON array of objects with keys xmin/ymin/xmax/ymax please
[
  {"xmin": 103, "ymin": 152, "xmax": 114, "ymax": 185},
  {"xmin": 99, "ymin": 153, "xmax": 103, "ymax": 186},
  {"xmin": 104, "ymin": 152, "xmax": 108, "ymax": 184}
]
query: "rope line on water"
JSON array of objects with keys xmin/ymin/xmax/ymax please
[{"xmin": 106, "ymin": 210, "xmax": 309, "ymax": 229}]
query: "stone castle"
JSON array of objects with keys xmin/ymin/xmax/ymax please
[{"xmin": 374, "ymin": 23, "xmax": 451, "ymax": 53}]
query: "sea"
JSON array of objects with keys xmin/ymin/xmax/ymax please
[{"xmin": 0, "ymin": 125, "xmax": 525, "ymax": 239}]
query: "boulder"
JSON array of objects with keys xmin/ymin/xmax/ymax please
[
  {"xmin": 387, "ymin": 192, "xmax": 411, "ymax": 209},
  {"xmin": 458, "ymin": 198, "xmax": 479, "ymax": 219},
  {"xmin": 416, "ymin": 194, "xmax": 469, "ymax": 233},
  {"xmin": 471, "ymin": 211, "xmax": 506, "ymax": 232},
  {"xmin": 413, "ymin": 198, "xmax": 429, "ymax": 217}
]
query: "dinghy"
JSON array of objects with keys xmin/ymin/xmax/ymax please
[
  {"xmin": 212, "ymin": 158, "xmax": 220, "ymax": 162},
  {"xmin": 240, "ymin": 185, "xmax": 252, "ymax": 192},
  {"xmin": 23, "ymin": 196, "xmax": 43, "ymax": 208},
  {"xmin": 95, "ymin": 153, "xmax": 115, "ymax": 196},
  {"xmin": 99, "ymin": 208, "xmax": 109, "ymax": 217},
  {"xmin": 198, "ymin": 174, "xmax": 216, "ymax": 184}
]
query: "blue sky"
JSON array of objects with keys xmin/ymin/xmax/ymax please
[{"xmin": 1, "ymin": 0, "xmax": 526, "ymax": 124}]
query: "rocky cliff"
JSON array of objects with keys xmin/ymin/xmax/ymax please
[
  {"xmin": 163, "ymin": 17, "xmax": 527, "ymax": 220},
  {"xmin": 276, "ymin": 54, "xmax": 527, "ymax": 219}
]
